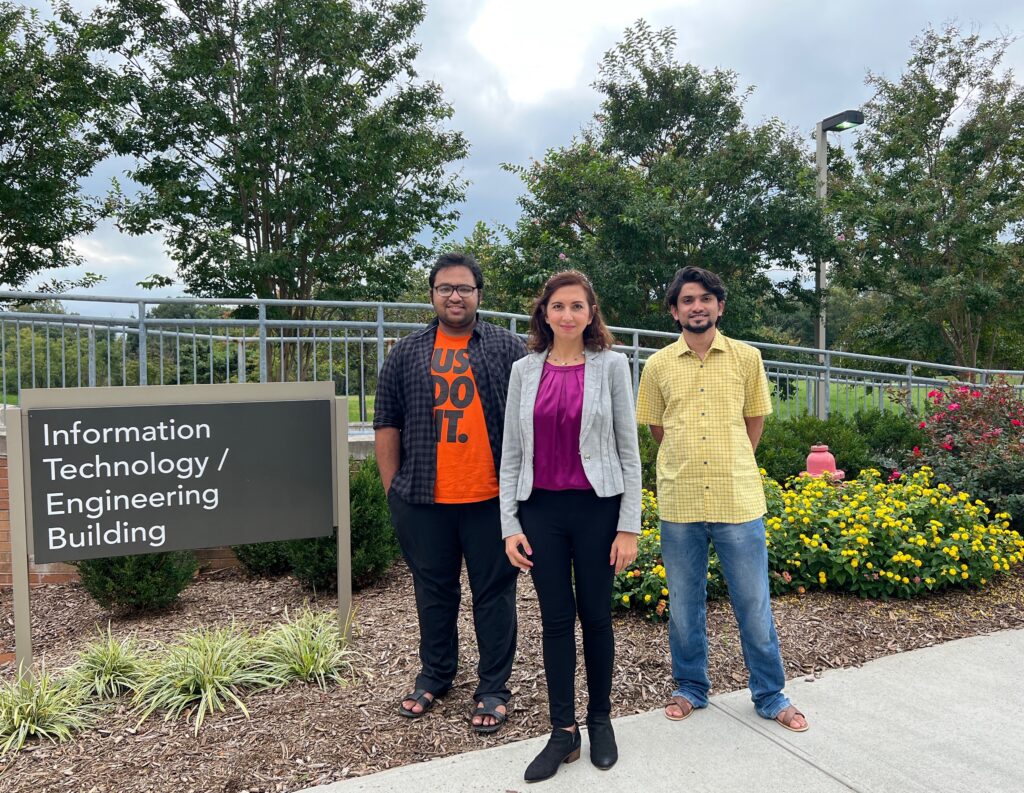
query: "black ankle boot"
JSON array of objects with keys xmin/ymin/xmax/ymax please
[
  {"xmin": 524, "ymin": 725, "xmax": 581, "ymax": 783},
  {"xmin": 586, "ymin": 714, "xmax": 618, "ymax": 770}
]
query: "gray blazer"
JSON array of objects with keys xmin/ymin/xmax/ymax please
[{"xmin": 499, "ymin": 348, "xmax": 642, "ymax": 539}]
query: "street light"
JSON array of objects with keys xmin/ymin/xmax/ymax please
[{"xmin": 814, "ymin": 109, "xmax": 863, "ymax": 418}]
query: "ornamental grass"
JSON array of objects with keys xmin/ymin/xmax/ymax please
[
  {"xmin": 0, "ymin": 667, "xmax": 95, "ymax": 755},
  {"xmin": 65, "ymin": 624, "xmax": 147, "ymax": 700},
  {"xmin": 256, "ymin": 607, "xmax": 353, "ymax": 689},
  {"xmin": 133, "ymin": 624, "xmax": 285, "ymax": 735},
  {"xmin": 614, "ymin": 468, "xmax": 1024, "ymax": 619}
]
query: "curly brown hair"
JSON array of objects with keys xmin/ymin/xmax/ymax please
[{"xmin": 527, "ymin": 270, "xmax": 615, "ymax": 352}]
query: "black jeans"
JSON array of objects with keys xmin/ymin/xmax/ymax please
[
  {"xmin": 520, "ymin": 488, "xmax": 620, "ymax": 728},
  {"xmin": 388, "ymin": 492, "xmax": 518, "ymax": 703}
]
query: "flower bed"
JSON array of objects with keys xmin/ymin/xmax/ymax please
[{"xmin": 614, "ymin": 469, "xmax": 1024, "ymax": 620}]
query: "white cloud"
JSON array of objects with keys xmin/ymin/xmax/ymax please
[{"xmin": 467, "ymin": 0, "xmax": 689, "ymax": 104}]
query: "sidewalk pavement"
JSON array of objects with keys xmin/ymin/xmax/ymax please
[{"xmin": 303, "ymin": 628, "xmax": 1024, "ymax": 793}]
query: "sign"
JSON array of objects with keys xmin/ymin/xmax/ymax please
[{"xmin": 26, "ymin": 400, "xmax": 334, "ymax": 563}]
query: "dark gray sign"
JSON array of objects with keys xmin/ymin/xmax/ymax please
[{"xmin": 27, "ymin": 400, "xmax": 333, "ymax": 562}]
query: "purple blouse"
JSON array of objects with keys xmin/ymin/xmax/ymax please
[{"xmin": 533, "ymin": 361, "xmax": 592, "ymax": 491}]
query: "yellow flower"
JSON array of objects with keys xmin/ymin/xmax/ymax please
[
  {"xmin": 621, "ymin": 595, "xmax": 630, "ymax": 604},
  {"xmin": 661, "ymin": 587, "xmax": 669, "ymax": 597},
  {"xmin": 644, "ymin": 594, "xmax": 652, "ymax": 603}
]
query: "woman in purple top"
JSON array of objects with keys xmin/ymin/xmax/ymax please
[{"xmin": 499, "ymin": 271, "xmax": 642, "ymax": 783}]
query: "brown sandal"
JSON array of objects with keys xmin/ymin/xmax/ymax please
[
  {"xmin": 664, "ymin": 695, "xmax": 694, "ymax": 721},
  {"xmin": 774, "ymin": 705, "xmax": 808, "ymax": 732}
]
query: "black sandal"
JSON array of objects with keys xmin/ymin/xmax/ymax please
[
  {"xmin": 471, "ymin": 695, "xmax": 508, "ymax": 734},
  {"xmin": 398, "ymin": 688, "xmax": 436, "ymax": 719}
]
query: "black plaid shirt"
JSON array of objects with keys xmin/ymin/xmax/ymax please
[{"xmin": 373, "ymin": 317, "xmax": 527, "ymax": 504}]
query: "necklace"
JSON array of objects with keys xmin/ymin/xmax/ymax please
[{"xmin": 547, "ymin": 350, "xmax": 584, "ymax": 366}]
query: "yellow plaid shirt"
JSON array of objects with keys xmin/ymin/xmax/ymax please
[{"xmin": 636, "ymin": 331, "xmax": 772, "ymax": 524}]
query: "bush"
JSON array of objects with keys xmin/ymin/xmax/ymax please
[
  {"xmin": 611, "ymin": 490, "xmax": 726, "ymax": 621},
  {"xmin": 910, "ymin": 382, "xmax": 1024, "ymax": 525},
  {"xmin": 75, "ymin": 551, "xmax": 197, "ymax": 612},
  {"xmin": 613, "ymin": 469, "xmax": 1024, "ymax": 617},
  {"xmin": 638, "ymin": 425, "xmax": 659, "ymax": 492},
  {"xmin": 758, "ymin": 413, "xmax": 872, "ymax": 482},
  {"xmin": 231, "ymin": 541, "xmax": 292, "ymax": 577},
  {"xmin": 349, "ymin": 454, "xmax": 400, "ymax": 585},
  {"xmin": 285, "ymin": 455, "xmax": 400, "ymax": 591},
  {"xmin": 0, "ymin": 667, "xmax": 94, "ymax": 755},
  {"xmin": 852, "ymin": 410, "xmax": 926, "ymax": 472}
]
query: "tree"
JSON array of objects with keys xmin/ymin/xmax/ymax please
[
  {"xmin": 495, "ymin": 22, "xmax": 833, "ymax": 339},
  {"xmin": 0, "ymin": 2, "xmax": 110, "ymax": 287},
  {"xmin": 94, "ymin": 0, "xmax": 467, "ymax": 309},
  {"xmin": 831, "ymin": 25, "xmax": 1024, "ymax": 370}
]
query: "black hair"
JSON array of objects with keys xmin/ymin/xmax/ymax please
[
  {"xmin": 428, "ymin": 252, "xmax": 484, "ymax": 290},
  {"xmin": 665, "ymin": 266, "xmax": 727, "ymax": 330}
]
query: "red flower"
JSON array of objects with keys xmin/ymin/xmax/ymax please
[
  {"xmin": 947, "ymin": 403, "xmax": 960, "ymax": 411},
  {"xmin": 918, "ymin": 421, "xmax": 927, "ymax": 429},
  {"xmin": 941, "ymin": 442, "xmax": 954, "ymax": 451},
  {"xmin": 1012, "ymin": 419, "xmax": 1022, "ymax": 427},
  {"xmin": 912, "ymin": 446, "xmax": 921, "ymax": 457}
]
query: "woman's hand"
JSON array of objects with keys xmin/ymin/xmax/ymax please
[
  {"xmin": 609, "ymin": 531, "xmax": 638, "ymax": 574},
  {"xmin": 505, "ymin": 533, "xmax": 533, "ymax": 571}
]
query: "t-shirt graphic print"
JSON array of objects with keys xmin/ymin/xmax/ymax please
[{"xmin": 432, "ymin": 329, "xmax": 498, "ymax": 503}]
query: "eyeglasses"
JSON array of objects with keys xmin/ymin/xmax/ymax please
[{"xmin": 433, "ymin": 284, "xmax": 478, "ymax": 297}]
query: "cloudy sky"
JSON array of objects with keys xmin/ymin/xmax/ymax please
[{"xmin": 22, "ymin": 0, "xmax": 1024, "ymax": 313}]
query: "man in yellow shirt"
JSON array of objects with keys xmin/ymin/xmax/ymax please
[{"xmin": 636, "ymin": 266, "xmax": 807, "ymax": 733}]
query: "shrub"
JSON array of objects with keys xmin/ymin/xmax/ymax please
[
  {"xmin": 852, "ymin": 410, "xmax": 926, "ymax": 472},
  {"xmin": 231, "ymin": 541, "xmax": 292, "ymax": 577},
  {"xmin": 758, "ymin": 413, "xmax": 872, "ymax": 482},
  {"xmin": 66, "ymin": 626, "xmax": 146, "ymax": 699},
  {"xmin": 638, "ymin": 425, "xmax": 659, "ymax": 492},
  {"xmin": 349, "ymin": 455, "xmax": 400, "ymax": 585},
  {"xmin": 285, "ymin": 455, "xmax": 399, "ymax": 591},
  {"xmin": 75, "ymin": 551, "xmax": 197, "ymax": 612},
  {"xmin": 0, "ymin": 667, "xmax": 95, "ymax": 755},
  {"xmin": 611, "ymin": 490, "xmax": 726, "ymax": 621},
  {"xmin": 613, "ymin": 469, "xmax": 1024, "ymax": 617},
  {"xmin": 133, "ymin": 625, "xmax": 282, "ymax": 735},
  {"xmin": 765, "ymin": 468, "xmax": 1023, "ymax": 598},
  {"xmin": 256, "ymin": 607, "xmax": 353, "ymax": 688},
  {"xmin": 910, "ymin": 382, "xmax": 1024, "ymax": 525}
]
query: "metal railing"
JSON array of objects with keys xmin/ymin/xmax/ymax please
[{"xmin": 2, "ymin": 291, "xmax": 1022, "ymax": 429}]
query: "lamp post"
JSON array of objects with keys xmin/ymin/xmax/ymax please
[{"xmin": 814, "ymin": 109, "xmax": 863, "ymax": 418}]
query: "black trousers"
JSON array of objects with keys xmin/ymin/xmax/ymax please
[
  {"xmin": 520, "ymin": 488, "xmax": 620, "ymax": 728},
  {"xmin": 388, "ymin": 492, "xmax": 518, "ymax": 703}
]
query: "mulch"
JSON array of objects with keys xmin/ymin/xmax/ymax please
[{"xmin": 1, "ymin": 562, "xmax": 1023, "ymax": 793}]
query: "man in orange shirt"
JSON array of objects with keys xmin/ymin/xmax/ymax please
[{"xmin": 375, "ymin": 253, "xmax": 527, "ymax": 733}]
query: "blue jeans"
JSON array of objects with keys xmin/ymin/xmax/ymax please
[{"xmin": 660, "ymin": 517, "xmax": 790, "ymax": 719}]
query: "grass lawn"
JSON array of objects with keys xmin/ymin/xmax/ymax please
[{"xmin": 768, "ymin": 377, "xmax": 933, "ymax": 419}]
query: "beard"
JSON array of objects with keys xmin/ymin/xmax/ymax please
[{"xmin": 681, "ymin": 317, "xmax": 717, "ymax": 333}]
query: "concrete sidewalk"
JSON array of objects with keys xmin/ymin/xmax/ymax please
[{"xmin": 303, "ymin": 629, "xmax": 1024, "ymax": 793}]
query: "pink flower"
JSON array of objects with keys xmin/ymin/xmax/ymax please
[
  {"xmin": 947, "ymin": 403, "xmax": 960, "ymax": 411},
  {"xmin": 782, "ymin": 571, "xmax": 792, "ymax": 582},
  {"xmin": 927, "ymin": 389, "xmax": 942, "ymax": 398},
  {"xmin": 558, "ymin": 252, "xmax": 568, "ymax": 261},
  {"xmin": 956, "ymin": 385, "xmax": 970, "ymax": 394},
  {"xmin": 1012, "ymin": 419, "xmax": 1022, "ymax": 427},
  {"xmin": 971, "ymin": 390, "xmax": 981, "ymax": 398},
  {"xmin": 913, "ymin": 576, "xmax": 921, "ymax": 584}
]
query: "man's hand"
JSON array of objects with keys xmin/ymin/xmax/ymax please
[
  {"xmin": 505, "ymin": 533, "xmax": 533, "ymax": 570},
  {"xmin": 649, "ymin": 425, "xmax": 664, "ymax": 444},
  {"xmin": 610, "ymin": 531, "xmax": 638, "ymax": 574}
]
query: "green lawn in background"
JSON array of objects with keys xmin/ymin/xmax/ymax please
[
  {"xmin": 768, "ymin": 378, "xmax": 932, "ymax": 418},
  {"xmin": 348, "ymin": 394, "xmax": 374, "ymax": 424}
]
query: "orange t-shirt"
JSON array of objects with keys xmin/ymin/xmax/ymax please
[{"xmin": 432, "ymin": 329, "xmax": 498, "ymax": 503}]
